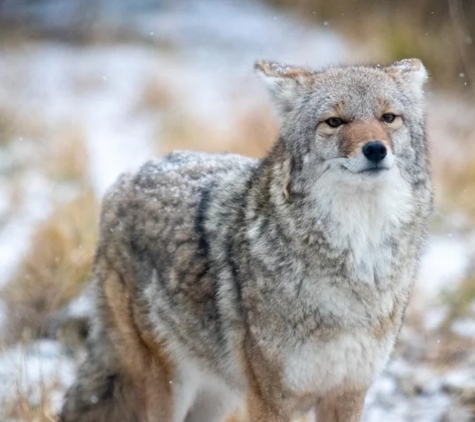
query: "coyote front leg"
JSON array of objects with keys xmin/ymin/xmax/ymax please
[{"xmin": 316, "ymin": 388, "xmax": 367, "ymax": 422}]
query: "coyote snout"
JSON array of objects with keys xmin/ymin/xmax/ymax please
[{"xmin": 336, "ymin": 119, "xmax": 396, "ymax": 175}]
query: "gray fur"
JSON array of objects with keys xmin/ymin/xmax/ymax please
[{"xmin": 60, "ymin": 59, "xmax": 432, "ymax": 422}]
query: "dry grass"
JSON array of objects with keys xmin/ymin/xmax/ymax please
[
  {"xmin": 136, "ymin": 78, "xmax": 174, "ymax": 113},
  {"xmin": 403, "ymin": 271, "xmax": 475, "ymax": 370},
  {"xmin": 231, "ymin": 106, "xmax": 279, "ymax": 157},
  {"xmin": 422, "ymin": 96, "xmax": 475, "ymax": 228},
  {"xmin": 46, "ymin": 124, "xmax": 89, "ymax": 184},
  {"xmin": 0, "ymin": 340, "xmax": 72, "ymax": 422},
  {"xmin": 442, "ymin": 271, "xmax": 475, "ymax": 327},
  {"xmin": 0, "ymin": 104, "xmax": 47, "ymax": 150},
  {"xmin": 2, "ymin": 378, "xmax": 59, "ymax": 422},
  {"xmin": 266, "ymin": 0, "xmax": 475, "ymax": 90},
  {"xmin": 0, "ymin": 103, "xmax": 49, "ymax": 176},
  {"xmin": 437, "ymin": 159, "xmax": 475, "ymax": 227},
  {"xmin": 0, "ymin": 103, "xmax": 89, "ymax": 224},
  {"xmin": 0, "ymin": 105, "xmax": 18, "ymax": 147},
  {"xmin": 0, "ymin": 190, "xmax": 99, "ymax": 345},
  {"xmin": 158, "ymin": 105, "xmax": 277, "ymax": 159},
  {"xmin": 134, "ymin": 73, "xmax": 278, "ymax": 159}
]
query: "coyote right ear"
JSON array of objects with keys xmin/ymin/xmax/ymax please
[
  {"xmin": 254, "ymin": 60, "xmax": 315, "ymax": 120},
  {"xmin": 384, "ymin": 58, "xmax": 428, "ymax": 97}
]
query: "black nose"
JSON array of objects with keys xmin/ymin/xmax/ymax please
[{"xmin": 362, "ymin": 141, "xmax": 387, "ymax": 163}]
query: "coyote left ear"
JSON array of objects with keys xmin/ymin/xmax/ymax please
[
  {"xmin": 385, "ymin": 58, "xmax": 428, "ymax": 95},
  {"xmin": 254, "ymin": 60, "xmax": 315, "ymax": 120}
]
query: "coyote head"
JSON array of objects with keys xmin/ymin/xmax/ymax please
[{"xmin": 255, "ymin": 59, "xmax": 429, "ymax": 192}]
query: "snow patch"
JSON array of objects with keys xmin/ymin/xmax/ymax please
[
  {"xmin": 0, "ymin": 340, "xmax": 76, "ymax": 416},
  {"xmin": 451, "ymin": 318, "xmax": 475, "ymax": 339},
  {"xmin": 416, "ymin": 235, "xmax": 471, "ymax": 303},
  {"xmin": 0, "ymin": 172, "xmax": 52, "ymax": 287}
]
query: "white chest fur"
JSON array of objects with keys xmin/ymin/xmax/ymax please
[
  {"xmin": 283, "ymin": 168, "xmax": 414, "ymax": 394},
  {"xmin": 284, "ymin": 329, "xmax": 395, "ymax": 395},
  {"xmin": 315, "ymin": 168, "xmax": 414, "ymax": 285}
]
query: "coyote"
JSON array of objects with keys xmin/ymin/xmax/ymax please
[{"xmin": 60, "ymin": 59, "xmax": 432, "ymax": 422}]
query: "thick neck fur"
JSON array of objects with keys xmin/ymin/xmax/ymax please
[{"xmin": 247, "ymin": 139, "xmax": 418, "ymax": 287}]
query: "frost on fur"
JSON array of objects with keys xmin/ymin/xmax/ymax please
[
  {"xmin": 385, "ymin": 58, "xmax": 428, "ymax": 96},
  {"xmin": 254, "ymin": 59, "xmax": 316, "ymax": 120}
]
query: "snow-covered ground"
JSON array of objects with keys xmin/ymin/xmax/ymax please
[
  {"xmin": 0, "ymin": 0, "xmax": 474, "ymax": 420},
  {"xmin": 0, "ymin": 340, "xmax": 77, "ymax": 417},
  {"xmin": 418, "ymin": 234, "xmax": 474, "ymax": 304}
]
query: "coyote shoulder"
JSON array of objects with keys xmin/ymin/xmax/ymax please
[{"xmin": 61, "ymin": 58, "xmax": 432, "ymax": 422}]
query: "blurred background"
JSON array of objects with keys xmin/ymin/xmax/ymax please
[{"xmin": 0, "ymin": 0, "xmax": 474, "ymax": 421}]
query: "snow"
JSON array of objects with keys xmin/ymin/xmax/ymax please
[
  {"xmin": 451, "ymin": 318, "xmax": 475, "ymax": 338},
  {"xmin": 0, "ymin": 340, "xmax": 76, "ymax": 417},
  {"xmin": 136, "ymin": 0, "xmax": 345, "ymax": 64},
  {"xmin": 0, "ymin": 45, "xmax": 158, "ymax": 197},
  {"xmin": 443, "ymin": 369, "xmax": 475, "ymax": 391},
  {"xmin": 0, "ymin": 172, "xmax": 52, "ymax": 287},
  {"xmin": 364, "ymin": 360, "xmax": 475, "ymax": 422},
  {"xmin": 416, "ymin": 234, "xmax": 471, "ymax": 303},
  {"xmin": 423, "ymin": 306, "xmax": 449, "ymax": 331}
]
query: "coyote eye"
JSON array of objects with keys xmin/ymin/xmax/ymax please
[
  {"xmin": 326, "ymin": 117, "xmax": 344, "ymax": 128},
  {"xmin": 382, "ymin": 113, "xmax": 397, "ymax": 123}
]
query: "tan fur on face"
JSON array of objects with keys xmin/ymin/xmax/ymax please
[{"xmin": 340, "ymin": 120, "xmax": 392, "ymax": 158}]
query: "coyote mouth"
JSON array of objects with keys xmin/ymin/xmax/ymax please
[
  {"xmin": 359, "ymin": 166, "xmax": 388, "ymax": 175},
  {"xmin": 340, "ymin": 164, "xmax": 389, "ymax": 175}
]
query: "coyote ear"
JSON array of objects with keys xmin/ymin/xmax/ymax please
[
  {"xmin": 254, "ymin": 60, "xmax": 314, "ymax": 120},
  {"xmin": 385, "ymin": 58, "xmax": 428, "ymax": 95}
]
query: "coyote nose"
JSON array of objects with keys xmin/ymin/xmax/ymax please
[{"xmin": 362, "ymin": 141, "xmax": 387, "ymax": 163}]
